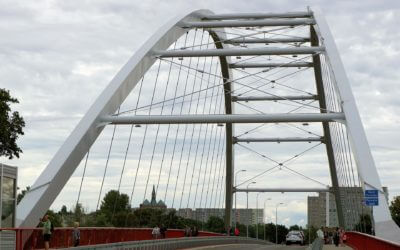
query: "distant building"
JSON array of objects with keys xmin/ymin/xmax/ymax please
[
  {"xmin": 235, "ymin": 208, "xmax": 264, "ymax": 225},
  {"xmin": 177, "ymin": 208, "xmax": 263, "ymax": 225},
  {"xmin": 140, "ymin": 185, "xmax": 167, "ymax": 209},
  {"xmin": 0, "ymin": 163, "xmax": 18, "ymax": 227},
  {"xmin": 307, "ymin": 187, "xmax": 375, "ymax": 230}
]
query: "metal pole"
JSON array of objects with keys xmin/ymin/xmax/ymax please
[
  {"xmin": 102, "ymin": 113, "xmax": 344, "ymax": 125},
  {"xmin": 256, "ymin": 193, "xmax": 261, "ymax": 240},
  {"xmin": 234, "ymin": 170, "xmax": 246, "ymax": 230},
  {"xmin": 264, "ymin": 198, "xmax": 271, "ymax": 241},
  {"xmin": 246, "ymin": 182, "xmax": 256, "ymax": 238},
  {"xmin": 275, "ymin": 206, "xmax": 278, "ymax": 244},
  {"xmin": 275, "ymin": 203, "xmax": 283, "ymax": 244},
  {"xmin": 154, "ymin": 46, "xmax": 325, "ymax": 58},
  {"xmin": 246, "ymin": 191, "xmax": 249, "ymax": 238}
]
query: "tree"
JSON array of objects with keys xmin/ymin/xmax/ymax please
[
  {"xmin": 99, "ymin": 190, "xmax": 130, "ymax": 221},
  {"xmin": 205, "ymin": 216, "xmax": 225, "ymax": 233},
  {"xmin": 390, "ymin": 196, "xmax": 400, "ymax": 227},
  {"xmin": 17, "ymin": 186, "xmax": 30, "ymax": 204},
  {"xmin": 354, "ymin": 214, "xmax": 373, "ymax": 234},
  {"xmin": 0, "ymin": 88, "xmax": 25, "ymax": 159}
]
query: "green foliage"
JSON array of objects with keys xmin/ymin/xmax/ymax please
[
  {"xmin": 304, "ymin": 225, "xmax": 317, "ymax": 244},
  {"xmin": 205, "ymin": 216, "xmax": 225, "ymax": 233},
  {"xmin": 17, "ymin": 186, "xmax": 30, "ymax": 204},
  {"xmin": 99, "ymin": 190, "xmax": 130, "ymax": 222},
  {"xmin": 354, "ymin": 214, "xmax": 373, "ymax": 234},
  {"xmin": 390, "ymin": 196, "xmax": 400, "ymax": 227},
  {"xmin": 289, "ymin": 225, "xmax": 301, "ymax": 230},
  {"xmin": 0, "ymin": 88, "xmax": 25, "ymax": 159}
]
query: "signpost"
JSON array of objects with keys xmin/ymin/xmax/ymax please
[{"xmin": 364, "ymin": 190, "xmax": 379, "ymax": 206}]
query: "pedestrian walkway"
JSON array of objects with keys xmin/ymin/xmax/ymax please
[{"xmin": 323, "ymin": 244, "xmax": 353, "ymax": 250}]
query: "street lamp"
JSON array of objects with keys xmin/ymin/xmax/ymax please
[
  {"xmin": 234, "ymin": 169, "xmax": 246, "ymax": 230},
  {"xmin": 256, "ymin": 192, "xmax": 262, "ymax": 240},
  {"xmin": 275, "ymin": 202, "xmax": 284, "ymax": 244},
  {"xmin": 246, "ymin": 181, "xmax": 256, "ymax": 238},
  {"xmin": 264, "ymin": 198, "xmax": 271, "ymax": 241}
]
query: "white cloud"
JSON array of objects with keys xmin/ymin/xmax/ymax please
[{"xmin": 1, "ymin": 0, "xmax": 399, "ymax": 227}]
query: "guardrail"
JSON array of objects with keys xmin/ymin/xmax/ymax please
[
  {"xmin": 346, "ymin": 231, "xmax": 400, "ymax": 250},
  {"xmin": 0, "ymin": 227, "xmax": 223, "ymax": 249},
  {"xmin": 62, "ymin": 236, "xmax": 269, "ymax": 250}
]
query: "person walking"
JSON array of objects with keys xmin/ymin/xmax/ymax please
[
  {"xmin": 41, "ymin": 214, "xmax": 52, "ymax": 250},
  {"xmin": 72, "ymin": 222, "xmax": 81, "ymax": 247},
  {"xmin": 333, "ymin": 227, "xmax": 340, "ymax": 247},
  {"xmin": 234, "ymin": 227, "xmax": 240, "ymax": 236},
  {"xmin": 160, "ymin": 224, "xmax": 167, "ymax": 239},
  {"xmin": 152, "ymin": 225, "xmax": 160, "ymax": 239},
  {"xmin": 317, "ymin": 227, "xmax": 324, "ymax": 239}
]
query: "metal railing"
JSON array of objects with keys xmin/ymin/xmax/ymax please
[
  {"xmin": 345, "ymin": 231, "xmax": 400, "ymax": 250},
  {"xmin": 0, "ymin": 227, "xmax": 224, "ymax": 249}
]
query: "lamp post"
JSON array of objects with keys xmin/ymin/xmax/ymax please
[
  {"xmin": 246, "ymin": 181, "xmax": 256, "ymax": 238},
  {"xmin": 256, "ymin": 192, "xmax": 262, "ymax": 240},
  {"xmin": 234, "ymin": 169, "xmax": 246, "ymax": 230},
  {"xmin": 264, "ymin": 198, "xmax": 271, "ymax": 241},
  {"xmin": 275, "ymin": 202, "xmax": 284, "ymax": 244}
]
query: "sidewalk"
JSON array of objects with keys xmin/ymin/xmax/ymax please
[{"xmin": 323, "ymin": 244, "xmax": 353, "ymax": 250}]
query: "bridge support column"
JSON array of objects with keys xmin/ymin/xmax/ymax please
[
  {"xmin": 225, "ymin": 123, "xmax": 233, "ymax": 233},
  {"xmin": 310, "ymin": 25, "xmax": 345, "ymax": 228}
]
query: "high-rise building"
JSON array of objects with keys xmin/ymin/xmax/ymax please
[
  {"xmin": 177, "ymin": 208, "xmax": 263, "ymax": 225},
  {"xmin": 307, "ymin": 187, "xmax": 375, "ymax": 230}
]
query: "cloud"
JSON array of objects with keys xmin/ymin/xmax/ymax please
[{"xmin": 1, "ymin": 0, "xmax": 399, "ymax": 228}]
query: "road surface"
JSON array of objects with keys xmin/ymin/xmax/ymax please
[{"xmin": 184, "ymin": 244, "xmax": 307, "ymax": 250}]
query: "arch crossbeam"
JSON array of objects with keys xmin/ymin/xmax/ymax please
[{"xmin": 16, "ymin": 8, "xmax": 400, "ymax": 244}]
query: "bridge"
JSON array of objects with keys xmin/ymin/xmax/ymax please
[{"xmin": 4, "ymin": 7, "xmax": 400, "ymax": 250}]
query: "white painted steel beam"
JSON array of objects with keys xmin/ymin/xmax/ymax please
[
  {"xmin": 202, "ymin": 12, "xmax": 312, "ymax": 20},
  {"xmin": 232, "ymin": 95, "xmax": 317, "ymax": 101},
  {"xmin": 234, "ymin": 137, "xmax": 323, "ymax": 143},
  {"xmin": 101, "ymin": 113, "xmax": 344, "ymax": 124},
  {"xmin": 182, "ymin": 18, "xmax": 315, "ymax": 28},
  {"xmin": 154, "ymin": 46, "xmax": 324, "ymax": 58},
  {"xmin": 234, "ymin": 188, "xmax": 330, "ymax": 193},
  {"xmin": 230, "ymin": 62, "xmax": 313, "ymax": 68},
  {"xmin": 225, "ymin": 37, "xmax": 310, "ymax": 44}
]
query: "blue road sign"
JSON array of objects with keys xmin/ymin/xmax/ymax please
[
  {"xmin": 365, "ymin": 199, "xmax": 379, "ymax": 206},
  {"xmin": 364, "ymin": 189, "xmax": 379, "ymax": 206}
]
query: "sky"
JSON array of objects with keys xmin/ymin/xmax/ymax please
[{"xmin": 1, "ymin": 0, "xmax": 399, "ymax": 228}]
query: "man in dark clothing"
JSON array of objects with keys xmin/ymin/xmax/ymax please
[
  {"xmin": 160, "ymin": 225, "xmax": 167, "ymax": 238},
  {"xmin": 333, "ymin": 227, "xmax": 340, "ymax": 247}
]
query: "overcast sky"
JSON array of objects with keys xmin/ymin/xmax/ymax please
[{"xmin": 1, "ymin": 0, "xmax": 399, "ymax": 227}]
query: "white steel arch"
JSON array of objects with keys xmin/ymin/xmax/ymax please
[{"xmin": 16, "ymin": 8, "xmax": 400, "ymax": 243}]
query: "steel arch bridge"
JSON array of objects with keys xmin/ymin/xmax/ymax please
[{"xmin": 17, "ymin": 8, "xmax": 400, "ymax": 243}]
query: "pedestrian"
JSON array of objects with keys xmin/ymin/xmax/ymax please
[
  {"xmin": 192, "ymin": 226, "xmax": 199, "ymax": 237},
  {"xmin": 72, "ymin": 222, "xmax": 80, "ymax": 247},
  {"xmin": 339, "ymin": 228, "xmax": 344, "ymax": 247},
  {"xmin": 317, "ymin": 227, "xmax": 324, "ymax": 239},
  {"xmin": 41, "ymin": 214, "xmax": 52, "ymax": 250},
  {"xmin": 323, "ymin": 228, "xmax": 328, "ymax": 244},
  {"xmin": 333, "ymin": 227, "xmax": 340, "ymax": 247},
  {"xmin": 160, "ymin": 224, "xmax": 167, "ymax": 238},
  {"xmin": 229, "ymin": 227, "xmax": 234, "ymax": 236},
  {"xmin": 234, "ymin": 227, "xmax": 240, "ymax": 236},
  {"xmin": 184, "ymin": 226, "xmax": 191, "ymax": 237},
  {"xmin": 152, "ymin": 225, "xmax": 160, "ymax": 239}
]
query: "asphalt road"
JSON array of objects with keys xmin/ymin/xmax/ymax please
[{"xmin": 185, "ymin": 244, "xmax": 308, "ymax": 250}]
